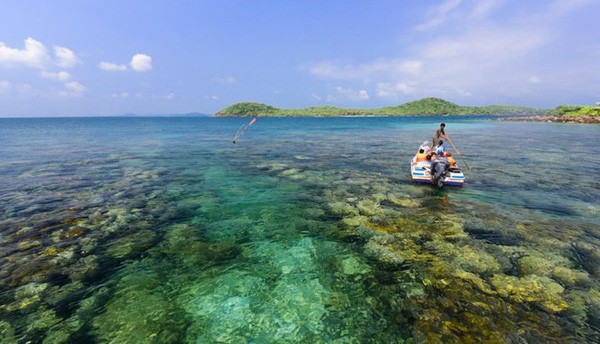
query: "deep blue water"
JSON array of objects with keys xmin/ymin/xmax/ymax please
[{"xmin": 0, "ymin": 116, "xmax": 599, "ymax": 342}]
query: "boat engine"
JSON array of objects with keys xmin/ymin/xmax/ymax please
[{"xmin": 431, "ymin": 159, "xmax": 450, "ymax": 188}]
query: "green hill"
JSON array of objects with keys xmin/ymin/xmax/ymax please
[
  {"xmin": 377, "ymin": 98, "xmax": 463, "ymax": 115},
  {"xmin": 216, "ymin": 102, "xmax": 279, "ymax": 116},
  {"xmin": 214, "ymin": 97, "xmax": 546, "ymax": 117},
  {"xmin": 547, "ymin": 104, "xmax": 600, "ymax": 118}
]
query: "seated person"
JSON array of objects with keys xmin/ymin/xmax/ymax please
[
  {"xmin": 435, "ymin": 140, "xmax": 445, "ymax": 154},
  {"xmin": 421, "ymin": 153, "xmax": 435, "ymax": 173},
  {"xmin": 445, "ymin": 152, "xmax": 457, "ymax": 168},
  {"xmin": 414, "ymin": 148, "xmax": 428, "ymax": 163}
]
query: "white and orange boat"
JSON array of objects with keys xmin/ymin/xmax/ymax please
[{"xmin": 410, "ymin": 141, "xmax": 465, "ymax": 187}]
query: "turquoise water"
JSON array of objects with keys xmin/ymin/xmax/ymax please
[{"xmin": 0, "ymin": 117, "xmax": 599, "ymax": 343}]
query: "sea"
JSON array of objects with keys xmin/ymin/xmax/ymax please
[{"xmin": 0, "ymin": 116, "xmax": 599, "ymax": 343}]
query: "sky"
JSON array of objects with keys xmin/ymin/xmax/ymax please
[{"xmin": 1, "ymin": 0, "xmax": 599, "ymax": 117}]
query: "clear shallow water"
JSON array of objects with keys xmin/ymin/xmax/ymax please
[{"xmin": 0, "ymin": 116, "xmax": 599, "ymax": 343}]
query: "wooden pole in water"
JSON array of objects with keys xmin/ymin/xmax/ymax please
[{"xmin": 447, "ymin": 137, "xmax": 470, "ymax": 170}]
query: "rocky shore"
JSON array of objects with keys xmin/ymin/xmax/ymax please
[{"xmin": 501, "ymin": 115, "xmax": 600, "ymax": 124}]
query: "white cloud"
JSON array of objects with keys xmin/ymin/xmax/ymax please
[
  {"xmin": 41, "ymin": 71, "xmax": 71, "ymax": 82},
  {"xmin": 99, "ymin": 54, "xmax": 152, "ymax": 72},
  {"xmin": 54, "ymin": 46, "xmax": 78, "ymax": 68},
  {"xmin": 0, "ymin": 37, "xmax": 50, "ymax": 69},
  {"xmin": 98, "ymin": 61, "xmax": 128, "ymax": 71},
  {"xmin": 112, "ymin": 92, "xmax": 130, "ymax": 98},
  {"xmin": 335, "ymin": 86, "xmax": 370, "ymax": 101},
  {"xmin": 308, "ymin": 0, "xmax": 599, "ymax": 104},
  {"xmin": 130, "ymin": 54, "xmax": 152, "ymax": 72},
  {"xmin": 16, "ymin": 84, "xmax": 34, "ymax": 95},
  {"xmin": 0, "ymin": 80, "xmax": 11, "ymax": 93},
  {"xmin": 310, "ymin": 58, "xmax": 422, "ymax": 80},
  {"xmin": 0, "ymin": 38, "xmax": 80, "ymax": 70},
  {"xmin": 212, "ymin": 76, "xmax": 238, "ymax": 84},
  {"xmin": 470, "ymin": 0, "xmax": 505, "ymax": 20},
  {"xmin": 529, "ymin": 76, "xmax": 541, "ymax": 84},
  {"xmin": 376, "ymin": 82, "xmax": 416, "ymax": 98},
  {"xmin": 415, "ymin": 0, "xmax": 463, "ymax": 31},
  {"xmin": 155, "ymin": 92, "xmax": 175, "ymax": 100},
  {"xmin": 60, "ymin": 81, "xmax": 86, "ymax": 97}
]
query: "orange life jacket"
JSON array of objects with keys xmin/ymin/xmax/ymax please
[
  {"xmin": 448, "ymin": 156, "xmax": 457, "ymax": 166},
  {"xmin": 415, "ymin": 153, "xmax": 427, "ymax": 162}
]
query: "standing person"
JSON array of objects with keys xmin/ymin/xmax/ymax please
[{"xmin": 433, "ymin": 123, "xmax": 449, "ymax": 150}]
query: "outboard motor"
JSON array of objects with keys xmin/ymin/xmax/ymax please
[{"xmin": 431, "ymin": 157, "xmax": 450, "ymax": 188}]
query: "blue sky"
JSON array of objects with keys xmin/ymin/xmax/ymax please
[{"xmin": 1, "ymin": 0, "xmax": 599, "ymax": 116}]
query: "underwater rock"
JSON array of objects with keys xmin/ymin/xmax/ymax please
[
  {"xmin": 433, "ymin": 216, "xmax": 468, "ymax": 241},
  {"xmin": 105, "ymin": 230, "xmax": 157, "ymax": 259},
  {"xmin": 356, "ymin": 200, "xmax": 380, "ymax": 216},
  {"xmin": 386, "ymin": 194, "xmax": 420, "ymax": 208},
  {"xmin": 340, "ymin": 256, "xmax": 371, "ymax": 275},
  {"xmin": 329, "ymin": 202, "xmax": 358, "ymax": 215},
  {"xmin": 43, "ymin": 325, "xmax": 73, "ymax": 344},
  {"xmin": 50, "ymin": 247, "xmax": 76, "ymax": 266},
  {"xmin": 518, "ymin": 251, "xmax": 570, "ymax": 277},
  {"xmin": 92, "ymin": 267, "xmax": 189, "ymax": 343},
  {"xmin": 63, "ymin": 226, "xmax": 85, "ymax": 239},
  {"xmin": 162, "ymin": 224, "xmax": 240, "ymax": 267},
  {"xmin": 490, "ymin": 274, "xmax": 568, "ymax": 313},
  {"xmin": 455, "ymin": 245, "xmax": 502, "ymax": 275},
  {"xmin": 451, "ymin": 270, "xmax": 495, "ymax": 295},
  {"xmin": 267, "ymin": 162, "xmax": 289, "ymax": 172},
  {"xmin": 463, "ymin": 217, "xmax": 521, "ymax": 246},
  {"xmin": 68, "ymin": 255, "xmax": 99, "ymax": 282},
  {"xmin": 79, "ymin": 237, "xmax": 98, "ymax": 255},
  {"xmin": 372, "ymin": 193, "xmax": 387, "ymax": 203},
  {"xmin": 164, "ymin": 223, "xmax": 196, "ymax": 245},
  {"xmin": 8, "ymin": 256, "xmax": 56, "ymax": 287},
  {"xmin": 341, "ymin": 215, "xmax": 368, "ymax": 228},
  {"xmin": 4, "ymin": 282, "xmax": 49, "ymax": 312},
  {"xmin": 279, "ymin": 168, "xmax": 301, "ymax": 177},
  {"xmin": 552, "ymin": 266, "xmax": 591, "ymax": 287},
  {"xmin": 0, "ymin": 321, "xmax": 16, "ymax": 343},
  {"xmin": 25, "ymin": 307, "xmax": 61, "ymax": 334},
  {"xmin": 43, "ymin": 281, "xmax": 85, "ymax": 308},
  {"xmin": 17, "ymin": 239, "xmax": 43, "ymax": 253},
  {"xmin": 569, "ymin": 242, "xmax": 600, "ymax": 277},
  {"xmin": 328, "ymin": 202, "xmax": 359, "ymax": 216},
  {"xmin": 364, "ymin": 235, "xmax": 405, "ymax": 268}
]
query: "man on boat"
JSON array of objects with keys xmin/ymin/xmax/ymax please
[{"xmin": 433, "ymin": 123, "xmax": 449, "ymax": 150}]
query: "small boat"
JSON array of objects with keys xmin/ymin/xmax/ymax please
[{"xmin": 410, "ymin": 141, "xmax": 465, "ymax": 187}]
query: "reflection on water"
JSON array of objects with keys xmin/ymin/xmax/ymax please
[{"xmin": 0, "ymin": 117, "xmax": 599, "ymax": 343}]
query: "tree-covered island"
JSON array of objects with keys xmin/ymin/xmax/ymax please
[{"xmin": 214, "ymin": 97, "xmax": 545, "ymax": 117}]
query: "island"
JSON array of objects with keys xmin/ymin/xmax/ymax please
[{"xmin": 214, "ymin": 98, "xmax": 545, "ymax": 117}]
